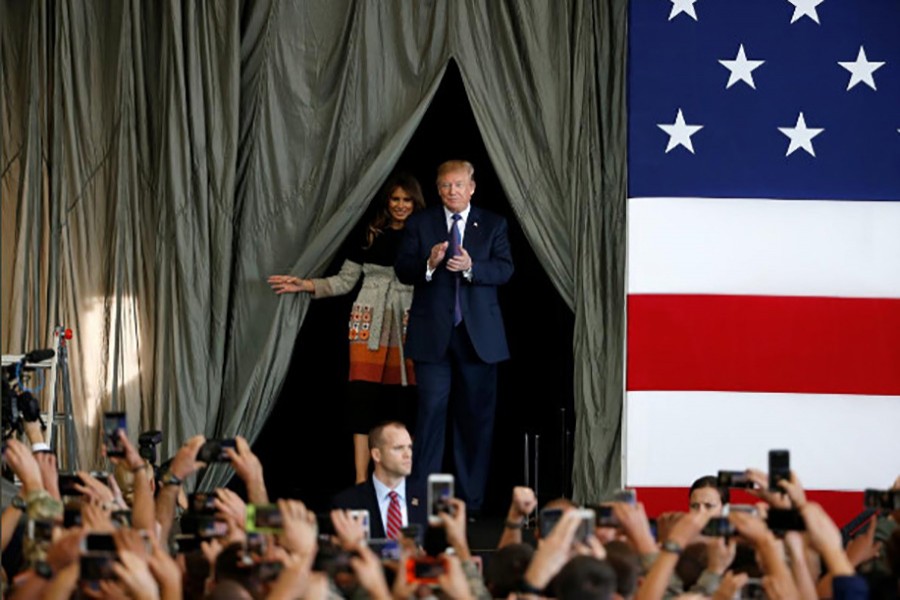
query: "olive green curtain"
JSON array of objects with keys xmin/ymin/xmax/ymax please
[{"xmin": 1, "ymin": 0, "xmax": 625, "ymax": 500}]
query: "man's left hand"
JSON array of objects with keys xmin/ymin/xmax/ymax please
[{"xmin": 446, "ymin": 247, "xmax": 471, "ymax": 272}]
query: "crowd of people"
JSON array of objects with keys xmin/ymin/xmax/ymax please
[
  {"xmin": 3, "ymin": 165, "xmax": 898, "ymax": 597},
  {"xmin": 1, "ymin": 416, "xmax": 898, "ymax": 599}
]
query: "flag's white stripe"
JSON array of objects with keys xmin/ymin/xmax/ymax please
[
  {"xmin": 624, "ymin": 391, "xmax": 900, "ymax": 490},
  {"xmin": 627, "ymin": 197, "xmax": 900, "ymax": 298}
]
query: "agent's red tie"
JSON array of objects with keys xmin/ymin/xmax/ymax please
[{"xmin": 386, "ymin": 491, "xmax": 402, "ymax": 539}]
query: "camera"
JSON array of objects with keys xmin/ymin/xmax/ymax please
[
  {"xmin": 138, "ymin": 430, "xmax": 163, "ymax": 465},
  {"xmin": 2, "ymin": 359, "xmax": 46, "ymax": 440}
]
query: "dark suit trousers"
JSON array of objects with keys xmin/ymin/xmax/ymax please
[{"xmin": 412, "ymin": 323, "xmax": 497, "ymax": 511}]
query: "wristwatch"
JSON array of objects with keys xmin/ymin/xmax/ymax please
[
  {"xmin": 160, "ymin": 471, "xmax": 183, "ymax": 486},
  {"xmin": 660, "ymin": 540, "xmax": 683, "ymax": 555},
  {"xmin": 34, "ymin": 561, "xmax": 54, "ymax": 579}
]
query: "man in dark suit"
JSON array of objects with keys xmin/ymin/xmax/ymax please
[
  {"xmin": 395, "ymin": 160, "xmax": 514, "ymax": 512},
  {"xmin": 332, "ymin": 421, "xmax": 426, "ymax": 538}
]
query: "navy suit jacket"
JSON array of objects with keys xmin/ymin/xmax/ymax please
[
  {"xmin": 395, "ymin": 205, "xmax": 513, "ymax": 364},
  {"xmin": 331, "ymin": 478, "xmax": 426, "ymax": 539}
]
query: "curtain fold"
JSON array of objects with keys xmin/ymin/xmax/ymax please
[
  {"xmin": 452, "ymin": 0, "xmax": 627, "ymax": 500},
  {"xmin": 1, "ymin": 0, "xmax": 626, "ymax": 500}
]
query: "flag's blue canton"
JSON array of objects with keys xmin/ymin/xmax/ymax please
[{"xmin": 628, "ymin": 0, "xmax": 900, "ymax": 201}]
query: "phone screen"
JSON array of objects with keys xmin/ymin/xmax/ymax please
[
  {"xmin": 428, "ymin": 475, "xmax": 454, "ymax": 522},
  {"xmin": 198, "ymin": 439, "xmax": 236, "ymax": 463},
  {"xmin": 103, "ymin": 412, "xmax": 127, "ymax": 457},
  {"xmin": 247, "ymin": 504, "xmax": 283, "ymax": 533},
  {"xmin": 406, "ymin": 557, "xmax": 446, "ymax": 583},
  {"xmin": 349, "ymin": 510, "xmax": 371, "ymax": 539},
  {"xmin": 539, "ymin": 508, "xmax": 563, "ymax": 537}
]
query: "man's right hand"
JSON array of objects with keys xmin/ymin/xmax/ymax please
[
  {"xmin": 508, "ymin": 486, "xmax": 537, "ymax": 521},
  {"xmin": 168, "ymin": 436, "xmax": 207, "ymax": 479},
  {"xmin": 427, "ymin": 242, "xmax": 449, "ymax": 271}
]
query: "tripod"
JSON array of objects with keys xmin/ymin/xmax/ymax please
[{"xmin": 51, "ymin": 326, "xmax": 79, "ymax": 471}]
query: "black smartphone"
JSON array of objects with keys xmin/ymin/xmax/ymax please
[
  {"xmin": 80, "ymin": 553, "xmax": 117, "ymax": 581},
  {"xmin": 197, "ymin": 439, "xmax": 236, "ymax": 463},
  {"xmin": 174, "ymin": 534, "xmax": 202, "ymax": 554},
  {"xmin": 188, "ymin": 492, "xmax": 218, "ymax": 515},
  {"xmin": 64, "ymin": 506, "xmax": 82, "ymax": 527},
  {"xmin": 766, "ymin": 508, "xmax": 806, "ymax": 532},
  {"xmin": 702, "ymin": 516, "xmax": 736, "ymax": 537},
  {"xmin": 246, "ymin": 532, "xmax": 267, "ymax": 556},
  {"xmin": 84, "ymin": 533, "xmax": 117, "ymax": 553},
  {"xmin": 539, "ymin": 507, "xmax": 564, "ymax": 537},
  {"xmin": 590, "ymin": 504, "xmax": 619, "ymax": 528},
  {"xmin": 863, "ymin": 489, "xmax": 900, "ymax": 511},
  {"xmin": 58, "ymin": 472, "xmax": 83, "ymax": 496},
  {"xmin": 103, "ymin": 412, "xmax": 127, "ymax": 458},
  {"xmin": 718, "ymin": 470, "xmax": 754, "ymax": 489},
  {"xmin": 768, "ymin": 449, "xmax": 790, "ymax": 492}
]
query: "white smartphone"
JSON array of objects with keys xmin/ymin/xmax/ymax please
[
  {"xmin": 427, "ymin": 473, "xmax": 454, "ymax": 525},
  {"xmin": 348, "ymin": 509, "xmax": 371, "ymax": 540}
]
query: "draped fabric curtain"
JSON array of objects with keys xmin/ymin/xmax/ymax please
[{"xmin": 1, "ymin": 0, "xmax": 625, "ymax": 500}]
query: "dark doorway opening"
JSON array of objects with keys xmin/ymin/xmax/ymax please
[{"xmin": 249, "ymin": 61, "xmax": 575, "ymax": 516}]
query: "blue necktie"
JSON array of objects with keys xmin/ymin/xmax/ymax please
[{"xmin": 450, "ymin": 214, "xmax": 463, "ymax": 326}]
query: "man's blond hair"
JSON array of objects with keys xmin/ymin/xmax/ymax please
[{"xmin": 436, "ymin": 160, "xmax": 475, "ymax": 182}]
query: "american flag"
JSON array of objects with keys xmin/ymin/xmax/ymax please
[{"xmin": 625, "ymin": 0, "xmax": 900, "ymax": 524}]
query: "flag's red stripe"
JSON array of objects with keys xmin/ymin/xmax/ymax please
[
  {"xmin": 632, "ymin": 487, "xmax": 865, "ymax": 528},
  {"xmin": 627, "ymin": 294, "xmax": 900, "ymax": 395}
]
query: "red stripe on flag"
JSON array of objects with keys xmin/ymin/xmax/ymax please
[
  {"xmin": 631, "ymin": 487, "xmax": 865, "ymax": 528},
  {"xmin": 627, "ymin": 295, "xmax": 900, "ymax": 395}
]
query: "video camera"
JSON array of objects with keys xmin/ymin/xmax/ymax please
[{"xmin": 2, "ymin": 350, "xmax": 52, "ymax": 440}]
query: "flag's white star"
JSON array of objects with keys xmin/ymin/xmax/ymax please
[
  {"xmin": 787, "ymin": 0, "xmax": 824, "ymax": 24},
  {"xmin": 838, "ymin": 46, "xmax": 885, "ymax": 91},
  {"xmin": 669, "ymin": 0, "xmax": 698, "ymax": 21},
  {"xmin": 778, "ymin": 112, "xmax": 824, "ymax": 157},
  {"xmin": 658, "ymin": 109, "xmax": 704, "ymax": 154},
  {"xmin": 719, "ymin": 44, "xmax": 766, "ymax": 89}
]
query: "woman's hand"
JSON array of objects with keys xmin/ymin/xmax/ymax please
[{"xmin": 268, "ymin": 275, "xmax": 312, "ymax": 294}]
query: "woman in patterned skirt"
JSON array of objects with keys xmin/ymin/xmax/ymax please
[{"xmin": 268, "ymin": 173, "xmax": 425, "ymax": 482}]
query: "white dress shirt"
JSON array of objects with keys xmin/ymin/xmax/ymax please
[{"xmin": 372, "ymin": 474, "xmax": 408, "ymax": 532}]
